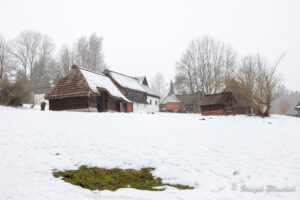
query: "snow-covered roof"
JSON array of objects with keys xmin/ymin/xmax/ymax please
[
  {"xmin": 79, "ymin": 68, "xmax": 130, "ymax": 102},
  {"xmin": 140, "ymin": 84, "xmax": 160, "ymax": 98},
  {"xmin": 108, "ymin": 71, "xmax": 145, "ymax": 92},
  {"xmin": 161, "ymin": 94, "xmax": 181, "ymax": 104},
  {"xmin": 136, "ymin": 76, "xmax": 145, "ymax": 84}
]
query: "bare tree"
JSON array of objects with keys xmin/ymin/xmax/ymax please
[
  {"xmin": 88, "ymin": 34, "xmax": 105, "ymax": 72},
  {"xmin": 175, "ymin": 36, "xmax": 237, "ymax": 112},
  {"xmin": 11, "ymin": 31, "xmax": 42, "ymax": 79},
  {"xmin": 0, "ymin": 34, "xmax": 11, "ymax": 83},
  {"xmin": 47, "ymin": 59, "xmax": 62, "ymax": 85},
  {"xmin": 30, "ymin": 35, "xmax": 55, "ymax": 92},
  {"xmin": 150, "ymin": 72, "xmax": 168, "ymax": 99},
  {"xmin": 176, "ymin": 36, "xmax": 237, "ymax": 95},
  {"xmin": 74, "ymin": 36, "xmax": 89, "ymax": 68},
  {"xmin": 58, "ymin": 45, "xmax": 74, "ymax": 74},
  {"xmin": 74, "ymin": 33, "xmax": 106, "ymax": 73},
  {"xmin": 235, "ymin": 54, "xmax": 283, "ymax": 117}
]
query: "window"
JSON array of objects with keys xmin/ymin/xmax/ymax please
[
  {"xmin": 150, "ymin": 99, "xmax": 152, "ymax": 105},
  {"xmin": 155, "ymin": 100, "xmax": 157, "ymax": 106}
]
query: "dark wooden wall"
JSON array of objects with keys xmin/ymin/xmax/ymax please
[
  {"xmin": 49, "ymin": 92, "xmax": 132, "ymax": 112},
  {"xmin": 49, "ymin": 97, "xmax": 89, "ymax": 111},
  {"xmin": 201, "ymin": 104, "xmax": 225, "ymax": 115},
  {"xmin": 201, "ymin": 104, "xmax": 235, "ymax": 115}
]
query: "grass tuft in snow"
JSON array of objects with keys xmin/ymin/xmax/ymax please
[{"xmin": 53, "ymin": 165, "xmax": 193, "ymax": 191}]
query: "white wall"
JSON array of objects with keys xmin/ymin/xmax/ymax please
[
  {"xmin": 133, "ymin": 96, "xmax": 159, "ymax": 113},
  {"xmin": 146, "ymin": 96, "xmax": 159, "ymax": 112},
  {"xmin": 33, "ymin": 94, "xmax": 49, "ymax": 105}
]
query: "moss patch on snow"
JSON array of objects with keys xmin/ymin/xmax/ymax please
[{"xmin": 53, "ymin": 165, "xmax": 193, "ymax": 191}]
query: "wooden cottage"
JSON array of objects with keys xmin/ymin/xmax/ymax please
[
  {"xmin": 200, "ymin": 92, "xmax": 236, "ymax": 115},
  {"xmin": 104, "ymin": 70, "xmax": 160, "ymax": 112},
  {"xmin": 45, "ymin": 66, "xmax": 132, "ymax": 112}
]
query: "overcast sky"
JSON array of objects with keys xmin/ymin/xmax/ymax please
[{"xmin": 0, "ymin": 0, "xmax": 299, "ymax": 90}]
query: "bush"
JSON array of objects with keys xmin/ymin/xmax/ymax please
[{"xmin": 0, "ymin": 74, "xmax": 32, "ymax": 106}]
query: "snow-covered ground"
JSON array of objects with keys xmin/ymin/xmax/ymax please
[{"xmin": 0, "ymin": 106, "xmax": 299, "ymax": 200}]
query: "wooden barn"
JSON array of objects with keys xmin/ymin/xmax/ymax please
[
  {"xmin": 45, "ymin": 66, "xmax": 132, "ymax": 112},
  {"xmin": 200, "ymin": 92, "xmax": 236, "ymax": 115}
]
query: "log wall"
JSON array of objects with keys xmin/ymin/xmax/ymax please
[
  {"xmin": 49, "ymin": 97, "xmax": 89, "ymax": 111},
  {"xmin": 201, "ymin": 104, "xmax": 235, "ymax": 115}
]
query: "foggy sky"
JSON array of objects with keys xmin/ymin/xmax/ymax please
[{"xmin": 0, "ymin": 0, "xmax": 299, "ymax": 90}]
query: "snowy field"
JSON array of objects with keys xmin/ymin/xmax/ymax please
[{"xmin": 0, "ymin": 106, "xmax": 300, "ymax": 200}]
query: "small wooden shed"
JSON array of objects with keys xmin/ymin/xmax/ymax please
[
  {"xmin": 45, "ymin": 66, "xmax": 132, "ymax": 112},
  {"xmin": 200, "ymin": 92, "xmax": 236, "ymax": 115}
]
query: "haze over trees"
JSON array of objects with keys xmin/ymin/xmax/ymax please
[
  {"xmin": 150, "ymin": 72, "xmax": 168, "ymax": 100},
  {"xmin": 0, "ymin": 31, "xmax": 298, "ymax": 115},
  {"xmin": 0, "ymin": 31, "xmax": 106, "ymax": 106},
  {"xmin": 175, "ymin": 36, "xmax": 286, "ymax": 116}
]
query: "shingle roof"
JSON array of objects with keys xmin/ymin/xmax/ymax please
[
  {"xmin": 45, "ymin": 67, "xmax": 130, "ymax": 102},
  {"xmin": 200, "ymin": 92, "xmax": 235, "ymax": 106}
]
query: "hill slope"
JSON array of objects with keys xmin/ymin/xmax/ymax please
[{"xmin": 0, "ymin": 106, "xmax": 299, "ymax": 200}]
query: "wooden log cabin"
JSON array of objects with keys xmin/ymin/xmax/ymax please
[
  {"xmin": 200, "ymin": 92, "xmax": 236, "ymax": 115},
  {"xmin": 45, "ymin": 66, "xmax": 132, "ymax": 112}
]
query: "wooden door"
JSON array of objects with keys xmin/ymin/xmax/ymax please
[{"xmin": 96, "ymin": 96, "xmax": 103, "ymax": 112}]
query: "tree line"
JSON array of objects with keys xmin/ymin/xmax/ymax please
[
  {"xmin": 0, "ymin": 30, "xmax": 105, "ymax": 106},
  {"xmin": 0, "ymin": 32, "xmax": 291, "ymax": 116},
  {"xmin": 150, "ymin": 36, "xmax": 285, "ymax": 117}
]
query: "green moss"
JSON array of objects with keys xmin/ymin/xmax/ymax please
[{"xmin": 53, "ymin": 166, "xmax": 193, "ymax": 191}]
